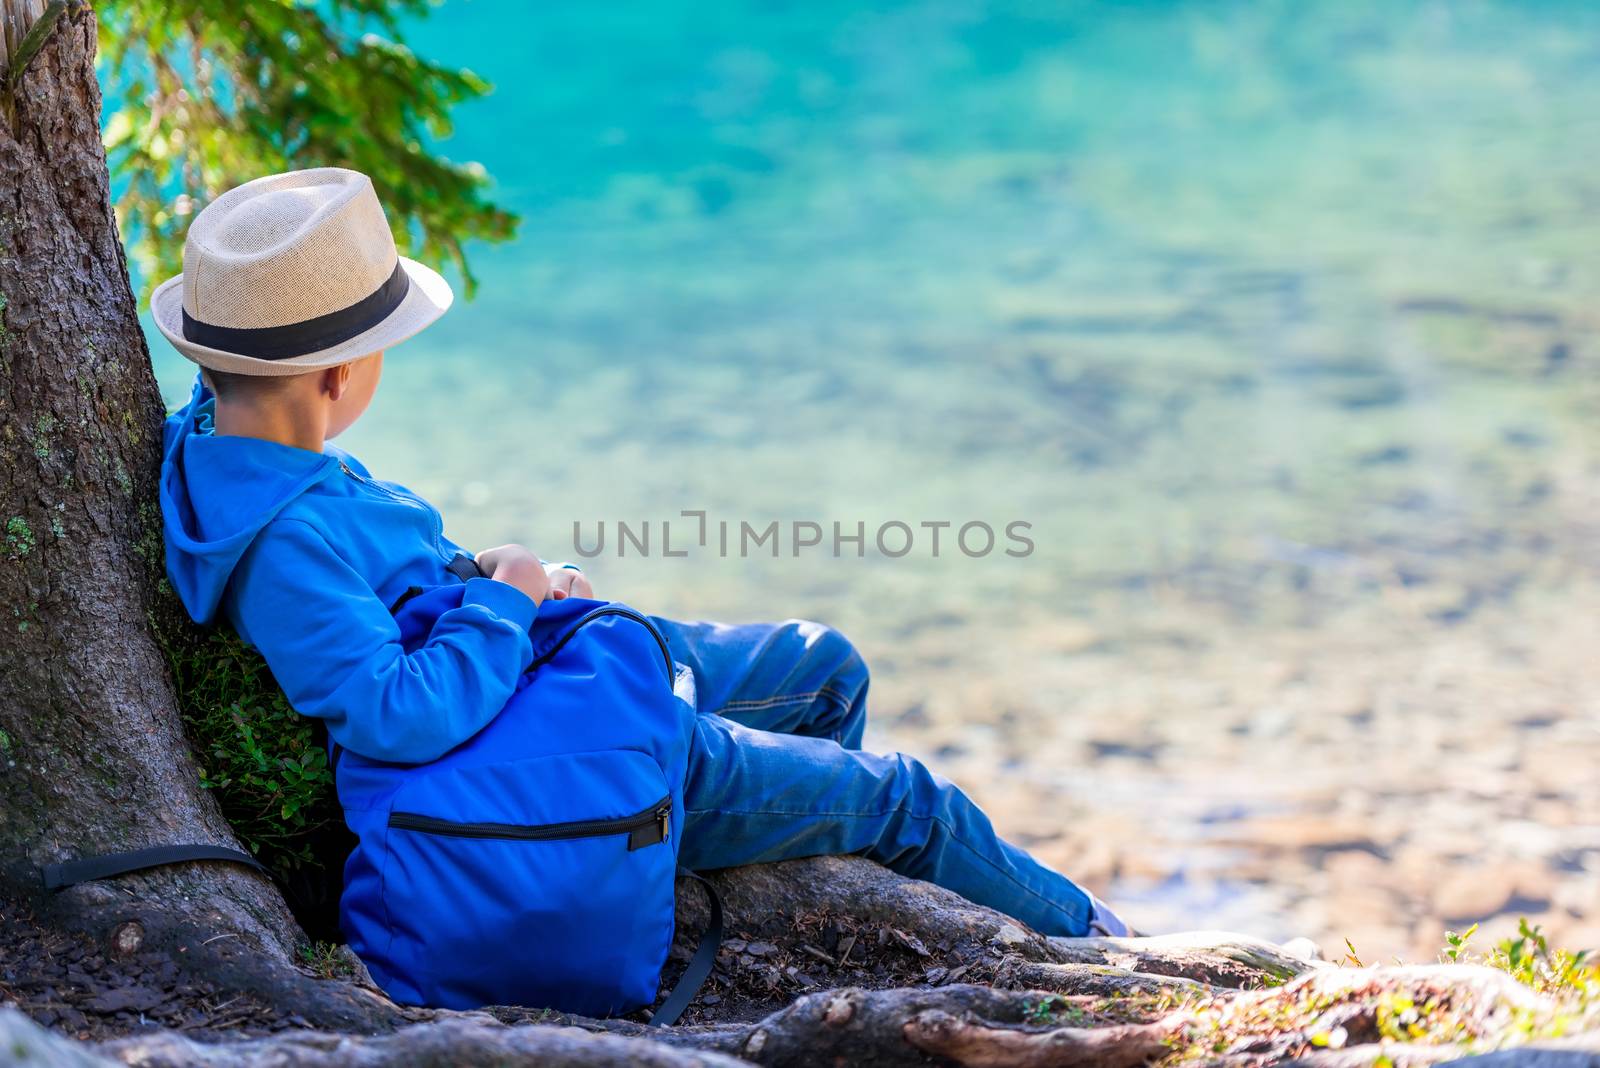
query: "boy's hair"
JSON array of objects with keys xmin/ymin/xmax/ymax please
[{"xmin": 203, "ymin": 368, "xmax": 300, "ymax": 400}]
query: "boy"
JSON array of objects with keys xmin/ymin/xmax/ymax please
[{"xmin": 155, "ymin": 168, "xmax": 1133, "ymax": 948}]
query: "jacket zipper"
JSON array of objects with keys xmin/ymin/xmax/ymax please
[
  {"xmin": 338, "ymin": 460, "xmax": 446, "ymax": 558},
  {"xmin": 389, "ymin": 795, "xmax": 672, "ymax": 851}
]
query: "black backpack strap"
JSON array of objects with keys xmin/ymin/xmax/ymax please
[
  {"xmin": 42, "ymin": 843, "xmax": 266, "ymax": 892},
  {"xmin": 391, "ymin": 553, "xmax": 482, "ymax": 613},
  {"xmin": 652, "ymin": 869, "xmax": 724, "ymax": 1027}
]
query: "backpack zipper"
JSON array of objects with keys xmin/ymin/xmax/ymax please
[
  {"xmin": 389, "ymin": 795, "xmax": 672, "ymax": 851},
  {"xmin": 387, "ymin": 596, "xmax": 675, "ymax": 678},
  {"xmin": 530, "ymin": 605, "xmax": 674, "ymax": 681}
]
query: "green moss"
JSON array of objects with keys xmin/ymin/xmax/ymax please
[
  {"xmin": 0, "ymin": 728, "xmax": 11, "ymax": 753},
  {"xmin": 133, "ymin": 504, "xmax": 163, "ymax": 562},
  {"xmin": 157, "ymin": 614, "xmax": 339, "ymax": 874},
  {"xmin": 31, "ymin": 413, "xmax": 56, "ymax": 461},
  {"xmin": 5, "ymin": 516, "xmax": 34, "ymax": 557}
]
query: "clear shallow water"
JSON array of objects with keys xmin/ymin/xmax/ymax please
[{"xmin": 138, "ymin": 1, "xmax": 1600, "ymax": 942}]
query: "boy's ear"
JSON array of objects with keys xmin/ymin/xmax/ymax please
[{"xmin": 323, "ymin": 363, "xmax": 352, "ymax": 400}]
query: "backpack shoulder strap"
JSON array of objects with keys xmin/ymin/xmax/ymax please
[
  {"xmin": 42, "ymin": 843, "xmax": 266, "ymax": 892},
  {"xmin": 651, "ymin": 869, "xmax": 724, "ymax": 1027}
]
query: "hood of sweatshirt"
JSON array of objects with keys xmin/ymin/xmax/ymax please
[{"xmin": 160, "ymin": 374, "xmax": 345, "ymax": 625}]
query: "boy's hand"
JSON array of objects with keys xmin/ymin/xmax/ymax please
[
  {"xmin": 547, "ymin": 565, "xmax": 594, "ymax": 600},
  {"xmin": 475, "ymin": 544, "xmax": 551, "ymax": 605}
]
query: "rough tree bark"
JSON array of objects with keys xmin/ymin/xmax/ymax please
[{"xmin": 0, "ymin": 0, "xmax": 391, "ymax": 1031}]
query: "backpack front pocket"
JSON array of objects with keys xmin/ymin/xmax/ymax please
[
  {"xmin": 363, "ymin": 749, "xmax": 680, "ymax": 1015},
  {"xmin": 388, "ymin": 796, "xmax": 671, "ymax": 851}
]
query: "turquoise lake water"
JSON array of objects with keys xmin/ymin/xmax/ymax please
[
  {"xmin": 137, "ymin": 2, "xmax": 1600, "ymax": 939},
  {"xmin": 144, "ymin": 0, "xmax": 1600, "ymax": 620}
]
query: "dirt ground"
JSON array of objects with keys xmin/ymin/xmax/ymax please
[{"xmin": 0, "ymin": 898, "xmax": 291, "ymax": 1043}]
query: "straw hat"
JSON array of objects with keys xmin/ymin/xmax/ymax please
[{"xmin": 150, "ymin": 167, "xmax": 454, "ymax": 375}]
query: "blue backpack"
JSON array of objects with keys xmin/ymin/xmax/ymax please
[
  {"xmin": 334, "ymin": 573, "xmax": 714, "ymax": 1019},
  {"xmin": 38, "ymin": 561, "xmax": 718, "ymax": 1021}
]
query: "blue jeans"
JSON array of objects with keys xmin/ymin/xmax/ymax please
[{"xmin": 651, "ymin": 616, "xmax": 1097, "ymax": 937}]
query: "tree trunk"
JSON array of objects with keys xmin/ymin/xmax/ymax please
[{"xmin": 0, "ymin": 0, "xmax": 391, "ymax": 1031}]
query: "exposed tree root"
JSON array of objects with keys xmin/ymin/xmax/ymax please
[
  {"xmin": 997, "ymin": 958, "xmax": 1220, "ymax": 998},
  {"xmin": 1275, "ymin": 1044, "xmax": 1465, "ymax": 1068},
  {"xmin": 571, "ymin": 984, "xmax": 1176, "ymax": 1068},
  {"xmin": 686, "ymin": 855, "xmax": 1068, "ymax": 967},
  {"xmin": 99, "ymin": 1015, "xmax": 747, "ymax": 1067},
  {"xmin": 3, "ymin": 1007, "xmax": 116, "ymax": 1068},
  {"xmin": 1165, "ymin": 962, "xmax": 1574, "ymax": 1066},
  {"xmin": 902, "ymin": 1008, "xmax": 1174, "ymax": 1068},
  {"xmin": 1048, "ymin": 930, "xmax": 1324, "ymax": 988},
  {"xmin": 658, "ymin": 857, "xmax": 1319, "ymax": 1020},
  {"xmin": 93, "ymin": 984, "xmax": 1176, "ymax": 1068}
]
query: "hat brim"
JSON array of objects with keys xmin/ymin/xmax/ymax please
[{"xmin": 150, "ymin": 256, "xmax": 455, "ymax": 376}]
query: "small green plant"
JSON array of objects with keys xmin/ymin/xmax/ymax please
[
  {"xmin": 298, "ymin": 941, "xmax": 357, "ymax": 980},
  {"xmin": 1025, "ymin": 995, "xmax": 1062, "ymax": 1024},
  {"xmin": 1486, "ymin": 920, "xmax": 1599, "ymax": 1002},
  {"xmin": 1444, "ymin": 923, "xmax": 1479, "ymax": 962},
  {"xmin": 1435, "ymin": 918, "xmax": 1599, "ymax": 1046}
]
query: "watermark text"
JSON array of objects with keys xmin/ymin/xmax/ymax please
[{"xmin": 572, "ymin": 512, "xmax": 1034, "ymax": 559}]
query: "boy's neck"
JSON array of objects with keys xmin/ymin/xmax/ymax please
[{"xmin": 212, "ymin": 398, "xmax": 329, "ymax": 454}]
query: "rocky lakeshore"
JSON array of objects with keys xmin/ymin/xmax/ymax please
[{"xmin": 847, "ymin": 511, "xmax": 1599, "ymax": 967}]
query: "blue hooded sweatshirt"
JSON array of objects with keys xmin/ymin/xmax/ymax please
[{"xmin": 160, "ymin": 373, "xmax": 539, "ymax": 764}]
